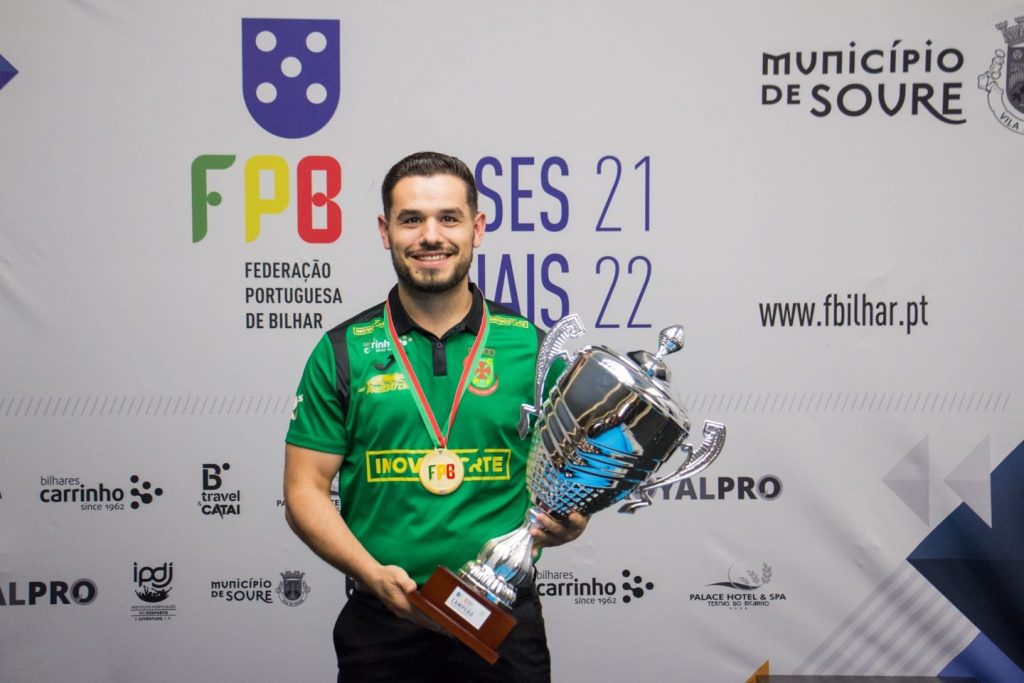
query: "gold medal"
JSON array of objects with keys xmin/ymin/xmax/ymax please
[{"xmin": 419, "ymin": 448, "xmax": 465, "ymax": 495}]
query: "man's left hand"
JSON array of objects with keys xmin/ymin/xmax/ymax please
[{"xmin": 529, "ymin": 510, "xmax": 588, "ymax": 548}]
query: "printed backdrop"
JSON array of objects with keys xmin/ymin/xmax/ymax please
[{"xmin": 2, "ymin": 2, "xmax": 1023, "ymax": 681}]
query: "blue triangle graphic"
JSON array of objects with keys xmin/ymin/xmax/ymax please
[
  {"xmin": 0, "ymin": 53, "xmax": 18, "ymax": 91},
  {"xmin": 907, "ymin": 439, "xmax": 1024, "ymax": 672}
]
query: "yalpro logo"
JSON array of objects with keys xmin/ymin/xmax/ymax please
[{"xmin": 242, "ymin": 18, "xmax": 340, "ymax": 138}]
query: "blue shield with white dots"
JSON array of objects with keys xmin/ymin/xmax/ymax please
[{"xmin": 241, "ymin": 18, "xmax": 340, "ymax": 138}]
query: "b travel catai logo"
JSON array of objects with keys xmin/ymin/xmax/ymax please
[
  {"xmin": 191, "ymin": 18, "xmax": 344, "ymax": 245},
  {"xmin": 198, "ymin": 463, "xmax": 241, "ymax": 518}
]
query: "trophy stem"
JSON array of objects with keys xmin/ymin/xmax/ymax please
[{"xmin": 459, "ymin": 507, "xmax": 542, "ymax": 610}]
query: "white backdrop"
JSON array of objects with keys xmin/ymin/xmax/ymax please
[{"xmin": 2, "ymin": 2, "xmax": 1023, "ymax": 681}]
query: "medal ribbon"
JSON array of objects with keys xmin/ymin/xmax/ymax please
[{"xmin": 383, "ymin": 298, "xmax": 490, "ymax": 450}]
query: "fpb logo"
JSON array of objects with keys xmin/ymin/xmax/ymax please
[
  {"xmin": 192, "ymin": 19, "xmax": 343, "ymax": 244},
  {"xmin": 418, "ymin": 449, "xmax": 465, "ymax": 495},
  {"xmin": 242, "ymin": 18, "xmax": 340, "ymax": 138}
]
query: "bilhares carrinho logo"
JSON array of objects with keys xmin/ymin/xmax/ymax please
[
  {"xmin": 535, "ymin": 568, "xmax": 656, "ymax": 606},
  {"xmin": 39, "ymin": 474, "xmax": 163, "ymax": 512}
]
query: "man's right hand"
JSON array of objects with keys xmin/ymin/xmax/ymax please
[
  {"xmin": 365, "ymin": 565, "xmax": 448, "ymax": 634},
  {"xmin": 284, "ymin": 445, "xmax": 448, "ymax": 635}
]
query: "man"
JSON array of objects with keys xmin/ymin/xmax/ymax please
[{"xmin": 284, "ymin": 151, "xmax": 587, "ymax": 682}]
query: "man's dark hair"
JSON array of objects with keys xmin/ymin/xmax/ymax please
[{"xmin": 381, "ymin": 151, "xmax": 478, "ymax": 218}]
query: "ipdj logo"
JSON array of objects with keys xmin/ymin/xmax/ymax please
[
  {"xmin": 134, "ymin": 562, "xmax": 173, "ymax": 603},
  {"xmin": 242, "ymin": 18, "xmax": 340, "ymax": 138},
  {"xmin": 132, "ymin": 562, "xmax": 176, "ymax": 622}
]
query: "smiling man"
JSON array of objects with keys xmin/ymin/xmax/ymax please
[{"xmin": 283, "ymin": 152, "xmax": 587, "ymax": 682}]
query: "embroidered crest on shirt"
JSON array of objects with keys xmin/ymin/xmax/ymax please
[{"xmin": 468, "ymin": 349, "xmax": 498, "ymax": 396}]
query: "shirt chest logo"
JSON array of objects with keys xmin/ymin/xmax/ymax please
[
  {"xmin": 468, "ymin": 349, "xmax": 499, "ymax": 396},
  {"xmin": 359, "ymin": 373, "xmax": 409, "ymax": 395}
]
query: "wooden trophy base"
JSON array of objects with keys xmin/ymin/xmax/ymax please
[{"xmin": 408, "ymin": 566, "xmax": 517, "ymax": 664}]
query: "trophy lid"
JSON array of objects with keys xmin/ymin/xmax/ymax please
[{"xmin": 583, "ymin": 344, "xmax": 690, "ymax": 434}]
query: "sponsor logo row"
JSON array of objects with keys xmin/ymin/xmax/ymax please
[
  {"xmin": 1, "ymin": 563, "xmax": 312, "ymax": 618},
  {"xmin": 32, "ymin": 463, "xmax": 241, "ymax": 516},
  {"xmin": 2, "ymin": 563, "xmax": 787, "ymax": 613},
  {"xmin": 524, "ymin": 561, "xmax": 788, "ymax": 612},
  {"xmin": 16, "ymin": 463, "xmax": 783, "ymax": 515},
  {"xmin": 4, "ymin": 561, "xmax": 786, "ymax": 620}
]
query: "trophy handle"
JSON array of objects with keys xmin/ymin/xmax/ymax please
[
  {"xmin": 518, "ymin": 314, "xmax": 587, "ymax": 438},
  {"xmin": 617, "ymin": 420, "xmax": 727, "ymax": 513}
]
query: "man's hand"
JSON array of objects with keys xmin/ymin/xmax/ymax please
[
  {"xmin": 529, "ymin": 510, "xmax": 589, "ymax": 548},
  {"xmin": 284, "ymin": 445, "xmax": 446, "ymax": 634},
  {"xmin": 364, "ymin": 565, "xmax": 447, "ymax": 634}
]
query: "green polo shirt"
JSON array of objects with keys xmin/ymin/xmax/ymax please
[{"xmin": 286, "ymin": 284, "xmax": 543, "ymax": 585}]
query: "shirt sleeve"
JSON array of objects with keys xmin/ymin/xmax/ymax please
[{"xmin": 285, "ymin": 333, "xmax": 349, "ymax": 455}]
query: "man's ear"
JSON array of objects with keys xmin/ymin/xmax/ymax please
[
  {"xmin": 378, "ymin": 214, "xmax": 391, "ymax": 249},
  {"xmin": 472, "ymin": 212, "xmax": 486, "ymax": 248}
]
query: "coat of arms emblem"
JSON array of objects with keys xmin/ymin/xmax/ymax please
[
  {"xmin": 978, "ymin": 17, "xmax": 1024, "ymax": 135},
  {"xmin": 468, "ymin": 350, "xmax": 498, "ymax": 396},
  {"xmin": 276, "ymin": 570, "xmax": 310, "ymax": 606}
]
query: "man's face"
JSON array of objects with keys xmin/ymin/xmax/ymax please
[{"xmin": 378, "ymin": 174, "xmax": 485, "ymax": 295}]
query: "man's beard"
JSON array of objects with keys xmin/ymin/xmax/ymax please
[{"xmin": 391, "ymin": 242, "xmax": 473, "ymax": 294}]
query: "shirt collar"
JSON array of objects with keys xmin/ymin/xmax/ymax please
[{"xmin": 386, "ymin": 282, "xmax": 484, "ymax": 338}]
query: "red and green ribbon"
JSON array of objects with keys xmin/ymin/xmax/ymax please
[{"xmin": 383, "ymin": 300, "xmax": 490, "ymax": 449}]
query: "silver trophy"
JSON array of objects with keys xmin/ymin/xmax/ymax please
[{"xmin": 459, "ymin": 314, "xmax": 727, "ymax": 608}]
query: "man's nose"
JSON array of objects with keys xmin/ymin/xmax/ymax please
[{"xmin": 421, "ymin": 217, "xmax": 442, "ymax": 240}]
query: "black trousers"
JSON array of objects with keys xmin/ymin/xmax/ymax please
[{"xmin": 333, "ymin": 588, "xmax": 551, "ymax": 682}]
